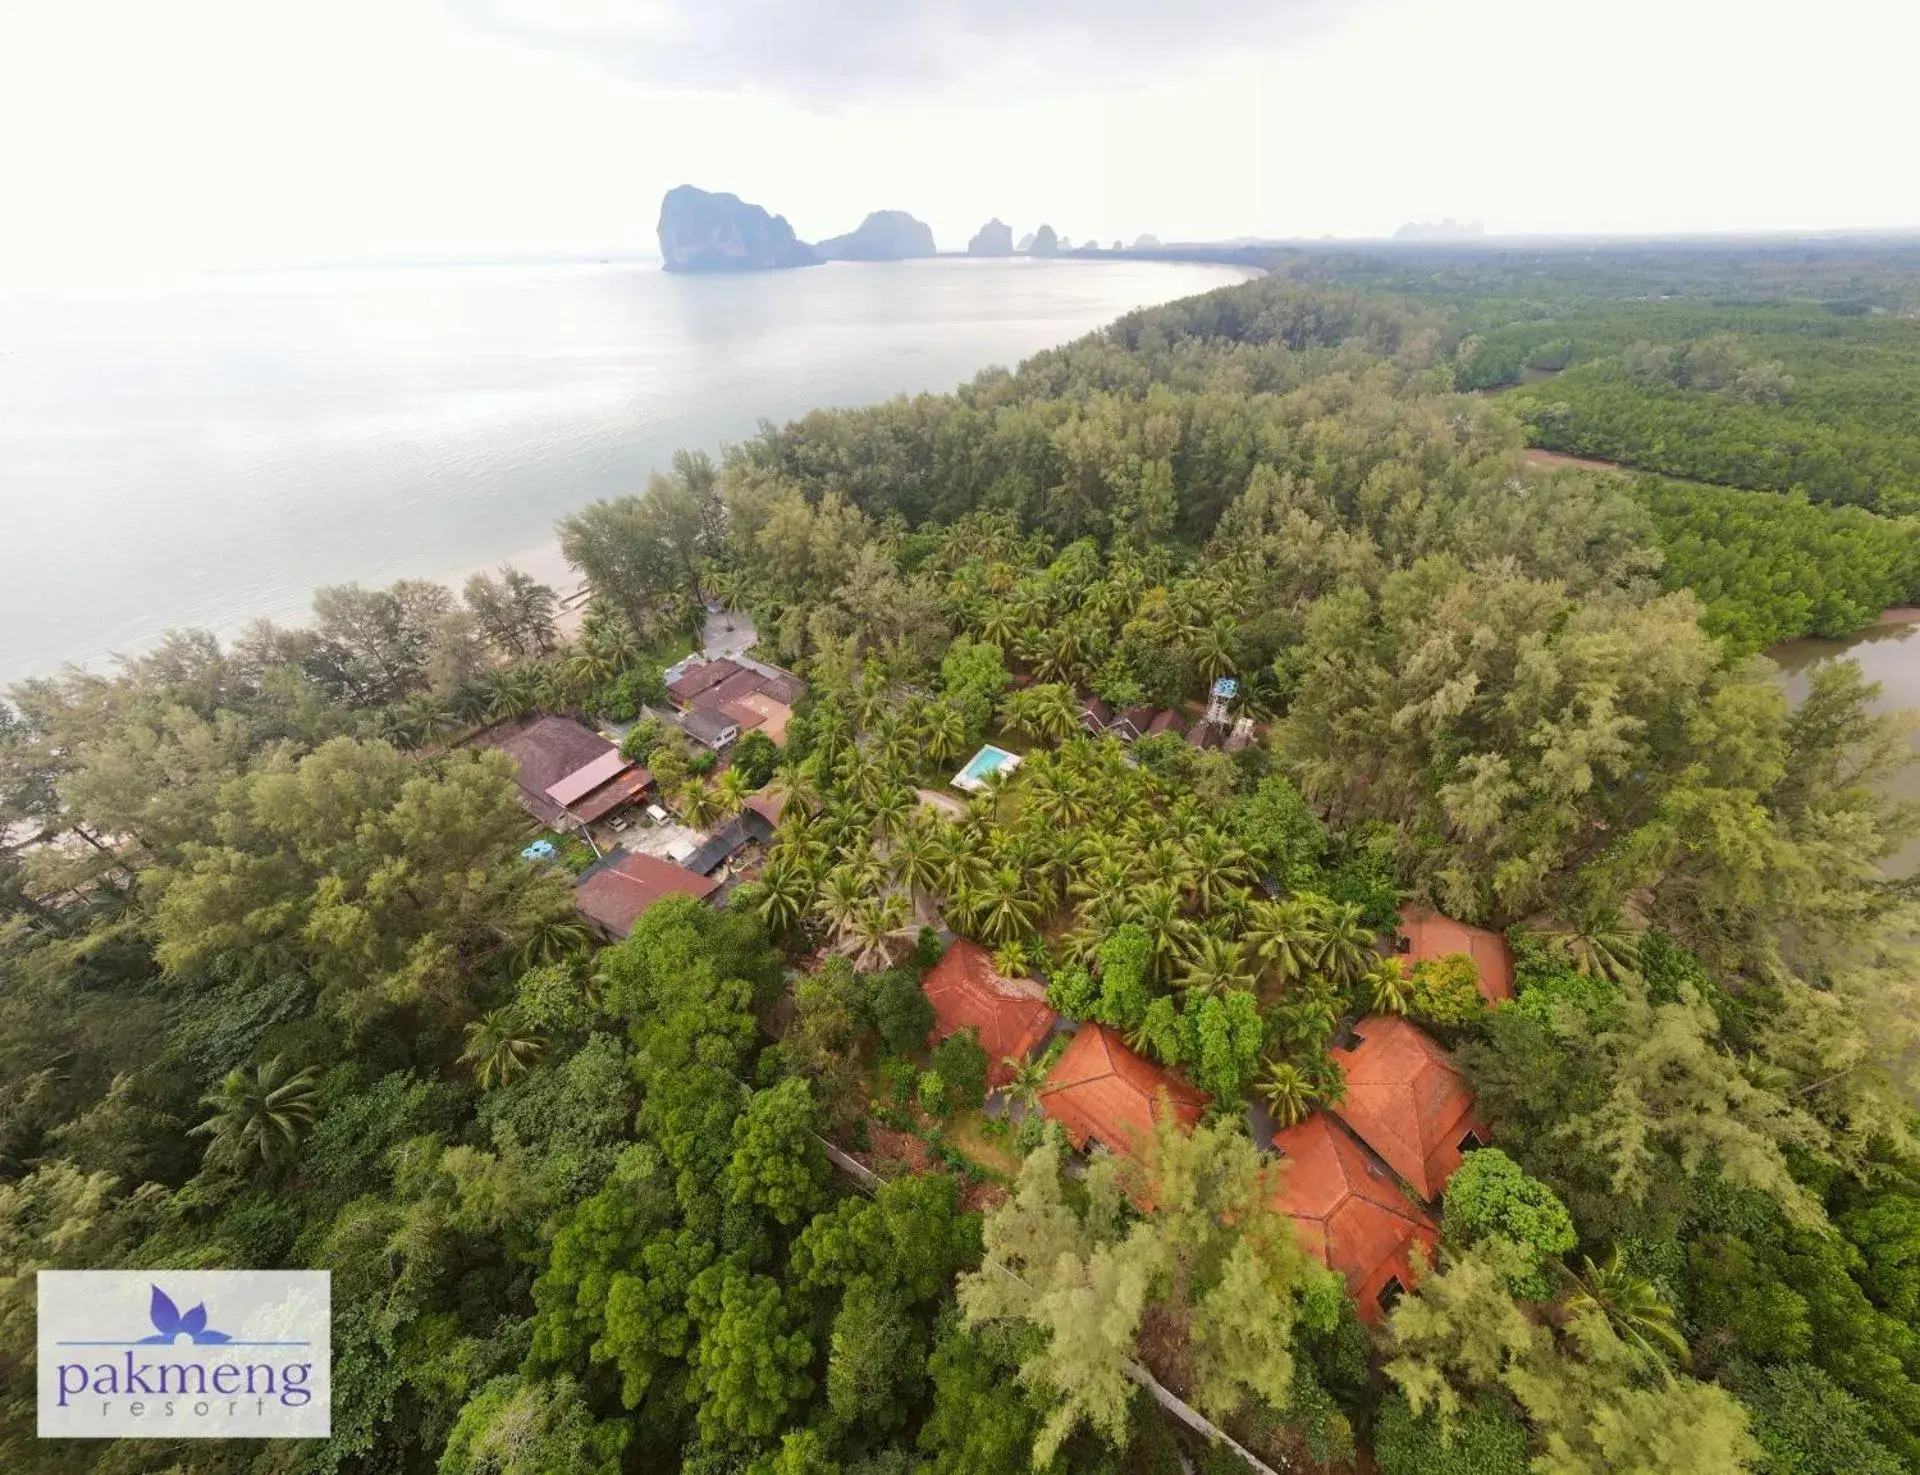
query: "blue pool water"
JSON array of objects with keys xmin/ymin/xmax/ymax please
[{"xmin": 959, "ymin": 745, "xmax": 1018, "ymax": 784}]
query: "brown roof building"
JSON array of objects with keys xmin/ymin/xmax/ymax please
[
  {"xmin": 666, "ymin": 658, "xmax": 742, "ymax": 708},
  {"xmin": 1329, "ymin": 1015, "xmax": 1488, "ymax": 1201},
  {"xmin": 573, "ymin": 849, "xmax": 720, "ymax": 939},
  {"xmin": 1397, "ymin": 905, "xmax": 1515, "ymax": 1003},
  {"xmin": 1269, "ymin": 1113, "xmax": 1439, "ymax": 1324},
  {"xmin": 1040, "ymin": 1023, "xmax": 1207, "ymax": 1159},
  {"xmin": 480, "ymin": 715, "xmax": 649, "ymax": 829},
  {"xmin": 921, "ymin": 939, "xmax": 1058, "ymax": 1088}
]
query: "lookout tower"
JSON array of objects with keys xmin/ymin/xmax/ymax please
[{"xmin": 1206, "ymin": 677, "xmax": 1237, "ymax": 729}]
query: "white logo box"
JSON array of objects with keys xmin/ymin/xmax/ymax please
[{"xmin": 38, "ymin": 1270, "xmax": 330, "ymax": 1439}]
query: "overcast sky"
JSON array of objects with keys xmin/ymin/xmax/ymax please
[{"xmin": 2, "ymin": 0, "xmax": 1914, "ymax": 279}]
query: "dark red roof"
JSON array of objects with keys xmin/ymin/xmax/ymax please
[
  {"xmin": 921, "ymin": 939, "xmax": 1057, "ymax": 1088},
  {"xmin": 1330, "ymin": 1016, "xmax": 1486, "ymax": 1200},
  {"xmin": 694, "ymin": 667, "xmax": 774, "ymax": 710},
  {"xmin": 1270, "ymin": 1112, "xmax": 1438, "ymax": 1324},
  {"xmin": 569, "ymin": 767, "xmax": 654, "ymax": 824},
  {"xmin": 1041, "ymin": 1023, "xmax": 1207, "ymax": 1159},
  {"xmin": 1080, "ymin": 697, "xmax": 1113, "ymax": 730},
  {"xmin": 1398, "ymin": 905, "xmax": 1515, "ymax": 1002},
  {"xmin": 479, "ymin": 715, "xmax": 619, "ymax": 827},
  {"xmin": 667, "ymin": 658, "xmax": 742, "ymax": 707},
  {"xmin": 1145, "ymin": 710, "xmax": 1185, "ymax": 737},
  {"xmin": 756, "ymin": 671, "xmax": 806, "ymax": 705},
  {"xmin": 573, "ymin": 850, "xmax": 719, "ymax": 937},
  {"xmin": 1117, "ymin": 706, "xmax": 1154, "ymax": 737}
]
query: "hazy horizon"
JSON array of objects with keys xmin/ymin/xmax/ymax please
[{"xmin": 4, "ymin": 0, "xmax": 1916, "ymax": 283}]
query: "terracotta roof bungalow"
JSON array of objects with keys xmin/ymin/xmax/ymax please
[
  {"xmin": 1040, "ymin": 1023, "xmax": 1208, "ymax": 1159},
  {"xmin": 1144, "ymin": 709, "xmax": 1186, "ymax": 739},
  {"xmin": 921, "ymin": 939, "xmax": 1058, "ymax": 1089},
  {"xmin": 1397, "ymin": 905, "xmax": 1515, "ymax": 1003},
  {"xmin": 573, "ymin": 847, "xmax": 720, "ymax": 939},
  {"xmin": 1330, "ymin": 1015, "xmax": 1489, "ymax": 1202},
  {"xmin": 479, "ymin": 715, "xmax": 650, "ymax": 830},
  {"xmin": 1269, "ymin": 1113, "xmax": 1439, "ymax": 1324}
]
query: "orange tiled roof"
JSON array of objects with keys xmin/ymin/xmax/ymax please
[
  {"xmin": 1330, "ymin": 1015, "xmax": 1486, "ymax": 1200},
  {"xmin": 1270, "ymin": 1112, "xmax": 1438, "ymax": 1324},
  {"xmin": 1398, "ymin": 905, "xmax": 1515, "ymax": 1003},
  {"xmin": 1040, "ymin": 1022, "xmax": 1207, "ymax": 1158},
  {"xmin": 922, "ymin": 940, "xmax": 1057, "ymax": 1088}
]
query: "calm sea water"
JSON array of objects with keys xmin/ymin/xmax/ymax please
[{"xmin": 0, "ymin": 257, "xmax": 1250, "ymax": 681}]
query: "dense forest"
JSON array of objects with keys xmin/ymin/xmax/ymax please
[{"xmin": 7, "ymin": 253, "xmax": 1920, "ymax": 1475}]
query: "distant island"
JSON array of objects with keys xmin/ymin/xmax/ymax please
[
  {"xmin": 967, "ymin": 218, "xmax": 1014, "ymax": 256},
  {"xmin": 815, "ymin": 210, "xmax": 937, "ymax": 261},
  {"xmin": 656, "ymin": 185, "xmax": 819, "ymax": 272},
  {"xmin": 1394, "ymin": 217, "xmax": 1487, "ymax": 242}
]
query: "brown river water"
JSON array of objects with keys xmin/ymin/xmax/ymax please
[{"xmin": 1771, "ymin": 609, "xmax": 1920, "ymax": 876}]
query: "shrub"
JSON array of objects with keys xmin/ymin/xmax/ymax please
[
  {"xmin": 1045, "ymin": 964, "xmax": 1100, "ymax": 1021},
  {"xmin": 687, "ymin": 749, "xmax": 718, "ymax": 776},
  {"xmin": 929, "ymin": 1032, "xmax": 989, "ymax": 1113},
  {"xmin": 917, "ymin": 1071, "xmax": 951, "ymax": 1119},
  {"xmin": 729, "ymin": 729, "xmax": 780, "ymax": 788},
  {"xmin": 1441, "ymin": 1148, "xmax": 1576, "ymax": 1299},
  {"xmin": 1373, "ymin": 1393, "xmax": 1529, "ymax": 1475},
  {"xmin": 1408, "ymin": 954, "xmax": 1484, "ymax": 1028},
  {"xmin": 912, "ymin": 927, "xmax": 945, "ymax": 971},
  {"xmin": 868, "ymin": 969, "xmax": 935, "ymax": 1058},
  {"xmin": 621, "ymin": 716, "xmax": 667, "ymax": 763}
]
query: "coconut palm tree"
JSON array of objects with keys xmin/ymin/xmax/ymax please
[
  {"xmin": 1182, "ymin": 828, "xmax": 1253, "ymax": 915},
  {"xmin": 1562, "ymin": 1247, "xmax": 1690, "ymax": 1375},
  {"xmin": 461, "ymin": 1008, "xmax": 547, "ymax": 1090},
  {"xmin": 1256, "ymin": 1060, "xmax": 1319, "ymax": 1128},
  {"xmin": 1367, "ymin": 959, "xmax": 1413, "ymax": 1016},
  {"xmin": 815, "ymin": 866, "xmax": 871, "ymax": 944},
  {"xmin": 920, "ymin": 702, "xmax": 969, "ymax": 770},
  {"xmin": 1002, "ymin": 1054, "xmax": 1051, "ymax": 1121},
  {"xmin": 1189, "ymin": 622, "xmax": 1240, "ymax": 686},
  {"xmin": 713, "ymin": 768, "xmax": 751, "ymax": 821},
  {"xmin": 1135, "ymin": 840, "xmax": 1196, "ymax": 897},
  {"xmin": 1127, "ymin": 883, "xmax": 1192, "ymax": 983},
  {"xmin": 1244, "ymin": 899, "xmax": 1317, "ymax": 993},
  {"xmin": 1031, "ymin": 685, "xmax": 1081, "ymax": 744},
  {"xmin": 867, "ymin": 785, "xmax": 915, "ymax": 842},
  {"xmin": 515, "ymin": 912, "xmax": 594, "ymax": 970},
  {"xmin": 965, "ymin": 866, "xmax": 1043, "ymax": 947},
  {"xmin": 1180, "ymin": 933, "xmax": 1256, "ymax": 999},
  {"xmin": 842, "ymin": 893, "xmax": 912, "ymax": 970},
  {"xmin": 1553, "ymin": 913, "xmax": 1643, "ymax": 983},
  {"xmin": 1024, "ymin": 762, "xmax": 1095, "ymax": 827},
  {"xmin": 992, "ymin": 938, "xmax": 1034, "ymax": 980},
  {"xmin": 1307, "ymin": 896, "xmax": 1377, "ymax": 988},
  {"xmin": 890, "ymin": 821, "xmax": 946, "ymax": 925},
  {"xmin": 680, "ymin": 779, "xmax": 722, "ymax": 832},
  {"xmin": 189, "ymin": 1057, "xmax": 321, "ymax": 1172},
  {"xmin": 757, "ymin": 857, "xmax": 817, "ymax": 936}
]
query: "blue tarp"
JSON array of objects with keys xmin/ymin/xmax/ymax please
[{"xmin": 521, "ymin": 840, "xmax": 557, "ymax": 861}]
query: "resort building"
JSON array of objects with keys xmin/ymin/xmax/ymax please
[
  {"xmin": 1328, "ymin": 1015, "xmax": 1489, "ymax": 1201},
  {"xmin": 1039, "ymin": 1022, "xmax": 1207, "ymax": 1159},
  {"xmin": 665, "ymin": 654, "xmax": 805, "ymax": 749},
  {"xmin": 920, "ymin": 939, "xmax": 1058, "ymax": 1089},
  {"xmin": 1268, "ymin": 1112, "xmax": 1439, "ymax": 1323},
  {"xmin": 572, "ymin": 847, "xmax": 720, "ymax": 940},
  {"xmin": 1395, "ymin": 905, "xmax": 1516, "ymax": 1003},
  {"xmin": 478, "ymin": 715, "xmax": 652, "ymax": 831}
]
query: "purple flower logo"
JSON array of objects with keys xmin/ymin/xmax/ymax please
[{"xmin": 137, "ymin": 1286, "xmax": 231, "ymax": 1345}]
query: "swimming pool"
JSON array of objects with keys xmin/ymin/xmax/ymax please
[{"xmin": 953, "ymin": 744, "xmax": 1022, "ymax": 792}]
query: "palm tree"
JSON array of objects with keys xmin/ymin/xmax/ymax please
[
  {"xmin": 757, "ymin": 857, "xmax": 816, "ymax": 937},
  {"xmin": 816, "ymin": 866, "xmax": 871, "ymax": 944},
  {"xmin": 842, "ymin": 894, "xmax": 911, "ymax": 970},
  {"xmin": 515, "ymin": 912, "xmax": 593, "ymax": 969},
  {"xmin": 992, "ymin": 938, "xmax": 1034, "ymax": 980},
  {"xmin": 978, "ymin": 603, "xmax": 1022, "ymax": 650},
  {"xmin": 1182, "ymin": 829, "xmax": 1253, "ymax": 914},
  {"xmin": 1126, "ymin": 883, "xmax": 1192, "ymax": 983},
  {"xmin": 889, "ymin": 820, "xmax": 946, "ymax": 925},
  {"xmin": 1024, "ymin": 762, "xmax": 1095, "ymax": 827},
  {"xmin": 679, "ymin": 779, "xmax": 721, "ymax": 831},
  {"xmin": 867, "ymin": 785, "xmax": 915, "ymax": 842},
  {"xmin": 189, "ymin": 1057, "xmax": 321, "ymax": 1172},
  {"xmin": 1244, "ymin": 899, "xmax": 1317, "ymax": 994},
  {"xmin": 1189, "ymin": 622, "xmax": 1240, "ymax": 686},
  {"xmin": 1002, "ymin": 1055, "xmax": 1051, "ymax": 1121},
  {"xmin": 1256, "ymin": 1060, "xmax": 1319, "ymax": 1128},
  {"xmin": 921, "ymin": 702, "xmax": 969, "ymax": 770},
  {"xmin": 1553, "ymin": 913, "xmax": 1643, "ymax": 983},
  {"xmin": 966, "ymin": 866, "xmax": 1043, "ymax": 947},
  {"xmin": 1135, "ymin": 839, "xmax": 1196, "ymax": 894},
  {"xmin": 1367, "ymin": 959, "xmax": 1413, "ymax": 1016},
  {"xmin": 1031, "ymin": 685, "xmax": 1081, "ymax": 743},
  {"xmin": 1306, "ymin": 896, "xmax": 1376, "ymax": 988},
  {"xmin": 1562, "ymin": 1248, "xmax": 1690, "ymax": 1375},
  {"xmin": 1180, "ymin": 933, "xmax": 1256, "ymax": 1000},
  {"xmin": 461, "ymin": 1009, "xmax": 547, "ymax": 1090},
  {"xmin": 713, "ymin": 768, "xmax": 751, "ymax": 821}
]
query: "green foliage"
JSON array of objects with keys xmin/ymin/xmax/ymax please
[
  {"xmin": 1373, "ymin": 1392, "xmax": 1529, "ymax": 1475},
  {"xmin": 621, "ymin": 714, "xmax": 668, "ymax": 762},
  {"xmin": 1441, "ymin": 1149, "xmax": 1577, "ymax": 1299},
  {"xmin": 1406, "ymin": 953, "xmax": 1484, "ymax": 1028},
  {"xmin": 929, "ymin": 1031, "xmax": 990, "ymax": 1113},
  {"xmin": 730, "ymin": 728, "xmax": 782, "ymax": 788},
  {"xmin": 724, "ymin": 1076, "xmax": 829, "ymax": 1227},
  {"xmin": 1175, "ymin": 989, "xmax": 1264, "ymax": 1102},
  {"xmin": 438, "ymin": 1373, "xmax": 629, "ymax": 1475},
  {"xmin": 1045, "ymin": 963, "xmax": 1100, "ymax": 1021},
  {"xmin": 1718, "ymin": 1359, "xmax": 1907, "ymax": 1475},
  {"xmin": 867, "ymin": 966, "xmax": 936, "ymax": 1057}
]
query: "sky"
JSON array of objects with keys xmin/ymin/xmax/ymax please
[{"xmin": 1, "ymin": 0, "xmax": 1914, "ymax": 279}]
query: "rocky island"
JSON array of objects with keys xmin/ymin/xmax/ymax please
[
  {"xmin": 656, "ymin": 184, "xmax": 819, "ymax": 272},
  {"xmin": 1028, "ymin": 224, "xmax": 1060, "ymax": 257},
  {"xmin": 966, "ymin": 218, "xmax": 1014, "ymax": 256},
  {"xmin": 815, "ymin": 210, "xmax": 936, "ymax": 261}
]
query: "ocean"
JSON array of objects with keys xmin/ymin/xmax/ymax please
[{"xmin": 0, "ymin": 256, "xmax": 1250, "ymax": 682}]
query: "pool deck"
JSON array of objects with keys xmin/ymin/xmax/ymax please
[{"xmin": 951, "ymin": 744, "xmax": 1022, "ymax": 793}]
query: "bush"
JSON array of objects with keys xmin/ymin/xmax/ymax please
[
  {"xmin": 1044, "ymin": 965, "xmax": 1099, "ymax": 1021},
  {"xmin": 877, "ymin": 1056, "xmax": 919, "ymax": 1111},
  {"xmin": 868, "ymin": 968, "xmax": 935, "ymax": 1058},
  {"xmin": 912, "ymin": 927, "xmax": 945, "ymax": 972},
  {"xmin": 621, "ymin": 716, "xmax": 668, "ymax": 763},
  {"xmin": 1408, "ymin": 954, "xmax": 1484, "ymax": 1028},
  {"xmin": 929, "ymin": 1032, "xmax": 990, "ymax": 1113},
  {"xmin": 1441, "ymin": 1148, "xmax": 1576, "ymax": 1299},
  {"xmin": 729, "ymin": 729, "xmax": 780, "ymax": 789},
  {"xmin": 917, "ymin": 1071, "xmax": 951, "ymax": 1119},
  {"xmin": 687, "ymin": 749, "xmax": 718, "ymax": 776},
  {"xmin": 1373, "ymin": 1393, "xmax": 1529, "ymax": 1475}
]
